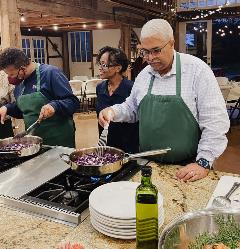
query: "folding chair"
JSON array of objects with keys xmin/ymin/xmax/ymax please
[{"xmin": 83, "ymin": 79, "xmax": 102, "ymax": 111}]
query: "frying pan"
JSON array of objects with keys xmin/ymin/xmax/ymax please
[
  {"xmin": 0, "ymin": 135, "xmax": 43, "ymax": 159},
  {"xmin": 60, "ymin": 146, "xmax": 171, "ymax": 176}
]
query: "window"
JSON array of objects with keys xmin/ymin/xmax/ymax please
[
  {"xmin": 22, "ymin": 38, "xmax": 31, "ymax": 58},
  {"xmin": 70, "ymin": 31, "xmax": 91, "ymax": 62},
  {"xmin": 33, "ymin": 39, "xmax": 45, "ymax": 63}
]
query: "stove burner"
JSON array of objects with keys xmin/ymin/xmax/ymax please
[
  {"xmin": 63, "ymin": 191, "xmax": 79, "ymax": 200},
  {"xmin": 22, "ymin": 160, "xmax": 143, "ymax": 214},
  {"xmin": 90, "ymin": 174, "xmax": 112, "ymax": 183}
]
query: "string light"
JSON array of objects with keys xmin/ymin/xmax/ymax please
[
  {"xmin": 20, "ymin": 15, "xmax": 26, "ymax": 22},
  {"xmin": 97, "ymin": 22, "xmax": 103, "ymax": 28},
  {"xmin": 53, "ymin": 25, "xmax": 58, "ymax": 31}
]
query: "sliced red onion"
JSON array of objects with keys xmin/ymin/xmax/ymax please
[
  {"xmin": 0, "ymin": 143, "xmax": 34, "ymax": 151},
  {"xmin": 75, "ymin": 152, "xmax": 121, "ymax": 166}
]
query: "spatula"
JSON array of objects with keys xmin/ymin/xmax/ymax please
[{"xmin": 13, "ymin": 119, "xmax": 40, "ymax": 139}]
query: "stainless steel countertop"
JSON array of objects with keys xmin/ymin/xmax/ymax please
[{"xmin": 0, "ymin": 146, "xmax": 74, "ymax": 198}]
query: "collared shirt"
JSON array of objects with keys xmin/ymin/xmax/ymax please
[
  {"xmin": 96, "ymin": 77, "xmax": 139, "ymax": 153},
  {"xmin": 5, "ymin": 64, "xmax": 80, "ymax": 118},
  {"xmin": 111, "ymin": 51, "xmax": 230, "ymax": 165}
]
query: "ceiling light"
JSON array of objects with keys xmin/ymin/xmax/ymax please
[
  {"xmin": 40, "ymin": 27, "xmax": 43, "ymax": 31},
  {"xmin": 83, "ymin": 24, "xmax": 87, "ymax": 28},
  {"xmin": 28, "ymin": 28, "xmax": 31, "ymax": 32},
  {"xmin": 53, "ymin": 25, "xmax": 58, "ymax": 31},
  {"xmin": 97, "ymin": 22, "xmax": 103, "ymax": 28},
  {"xmin": 20, "ymin": 15, "xmax": 26, "ymax": 22}
]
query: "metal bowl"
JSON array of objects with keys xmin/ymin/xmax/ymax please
[{"xmin": 159, "ymin": 208, "xmax": 240, "ymax": 249}]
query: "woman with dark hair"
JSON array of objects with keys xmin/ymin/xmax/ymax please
[{"xmin": 96, "ymin": 46, "xmax": 139, "ymax": 153}]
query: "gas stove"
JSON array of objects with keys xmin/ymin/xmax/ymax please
[{"xmin": 0, "ymin": 146, "xmax": 147, "ymax": 226}]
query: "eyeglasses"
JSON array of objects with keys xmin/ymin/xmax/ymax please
[
  {"xmin": 97, "ymin": 62, "xmax": 118, "ymax": 70},
  {"xmin": 140, "ymin": 41, "xmax": 170, "ymax": 58}
]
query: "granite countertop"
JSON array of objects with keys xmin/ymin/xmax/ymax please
[{"xmin": 0, "ymin": 163, "xmax": 237, "ymax": 249}]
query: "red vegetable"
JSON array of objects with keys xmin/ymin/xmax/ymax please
[{"xmin": 75, "ymin": 152, "xmax": 120, "ymax": 166}]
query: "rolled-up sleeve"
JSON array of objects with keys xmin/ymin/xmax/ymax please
[
  {"xmin": 47, "ymin": 68, "xmax": 80, "ymax": 116},
  {"xmin": 195, "ymin": 65, "xmax": 230, "ymax": 166}
]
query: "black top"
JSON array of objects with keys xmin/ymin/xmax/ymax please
[{"xmin": 96, "ymin": 77, "xmax": 139, "ymax": 153}]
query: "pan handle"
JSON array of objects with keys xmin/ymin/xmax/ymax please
[
  {"xmin": 123, "ymin": 148, "xmax": 171, "ymax": 164},
  {"xmin": 59, "ymin": 153, "xmax": 70, "ymax": 164}
]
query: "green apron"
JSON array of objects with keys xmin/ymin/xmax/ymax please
[
  {"xmin": 138, "ymin": 53, "xmax": 201, "ymax": 163},
  {"xmin": 16, "ymin": 63, "xmax": 75, "ymax": 148}
]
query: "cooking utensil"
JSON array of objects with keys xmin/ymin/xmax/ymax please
[
  {"xmin": 0, "ymin": 135, "xmax": 42, "ymax": 159},
  {"xmin": 60, "ymin": 146, "xmax": 171, "ymax": 176},
  {"xmin": 158, "ymin": 208, "xmax": 240, "ymax": 249},
  {"xmin": 98, "ymin": 124, "xmax": 109, "ymax": 147},
  {"xmin": 13, "ymin": 120, "xmax": 40, "ymax": 139},
  {"xmin": 212, "ymin": 182, "xmax": 240, "ymax": 208}
]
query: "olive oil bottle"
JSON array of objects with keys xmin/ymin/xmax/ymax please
[{"xmin": 136, "ymin": 166, "xmax": 158, "ymax": 249}]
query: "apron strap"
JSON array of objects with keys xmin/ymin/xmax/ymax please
[
  {"xmin": 176, "ymin": 52, "xmax": 181, "ymax": 96},
  {"xmin": 20, "ymin": 63, "xmax": 41, "ymax": 95},
  {"xmin": 36, "ymin": 63, "xmax": 41, "ymax": 91},
  {"xmin": 147, "ymin": 52, "xmax": 181, "ymax": 96},
  {"xmin": 147, "ymin": 75, "xmax": 156, "ymax": 95}
]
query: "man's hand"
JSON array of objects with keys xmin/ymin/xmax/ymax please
[
  {"xmin": 0, "ymin": 106, "xmax": 7, "ymax": 124},
  {"xmin": 176, "ymin": 163, "xmax": 209, "ymax": 182},
  {"xmin": 98, "ymin": 107, "xmax": 115, "ymax": 127},
  {"xmin": 38, "ymin": 104, "xmax": 55, "ymax": 121}
]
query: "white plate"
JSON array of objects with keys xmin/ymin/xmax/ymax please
[
  {"xmin": 90, "ymin": 205, "xmax": 164, "ymax": 228},
  {"xmin": 89, "ymin": 181, "xmax": 163, "ymax": 220},
  {"xmin": 91, "ymin": 218, "xmax": 136, "ymax": 240},
  {"xmin": 91, "ymin": 214, "xmax": 165, "ymax": 240},
  {"xmin": 90, "ymin": 209, "xmax": 136, "ymax": 228},
  {"xmin": 90, "ymin": 217, "xmax": 136, "ymax": 235}
]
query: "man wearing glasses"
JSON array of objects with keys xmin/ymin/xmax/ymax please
[{"xmin": 99, "ymin": 19, "xmax": 229, "ymax": 182}]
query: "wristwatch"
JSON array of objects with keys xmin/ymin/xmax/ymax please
[{"xmin": 196, "ymin": 158, "xmax": 211, "ymax": 169}]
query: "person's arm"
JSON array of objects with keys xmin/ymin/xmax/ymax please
[
  {"xmin": 45, "ymin": 67, "xmax": 80, "ymax": 116},
  {"xmin": 196, "ymin": 64, "xmax": 230, "ymax": 166},
  {"xmin": 111, "ymin": 75, "xmax": 142, "ymax": 123}
]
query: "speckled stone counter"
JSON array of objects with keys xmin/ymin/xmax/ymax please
[{"xmin": 0, "ymin": 163, "xmax": 237, "ymax": 249}]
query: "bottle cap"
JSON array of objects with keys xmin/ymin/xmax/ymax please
[{"xmin": 141, "ymin": 165, "xmax": 152, "ymax": 176}]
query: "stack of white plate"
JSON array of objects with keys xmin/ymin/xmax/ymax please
[{"xmin": 89, "ymin": 181, "xmax": 164, "ymax": 239}]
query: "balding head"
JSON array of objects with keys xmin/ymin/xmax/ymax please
[{"xmin": 140, "ymin": 19, "xmax": 174, "ymax": 43}]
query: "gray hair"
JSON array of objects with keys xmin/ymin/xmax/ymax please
[{"xmin": 140, "ymin": 19, "xmax": 174, "ymax": 42}]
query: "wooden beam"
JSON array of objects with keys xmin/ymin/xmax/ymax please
[
  {"xmin": 62, "ymin": 32, "xmax": 70, "ymax": 79},
  {"xmin": 17, "ymin": 0, "xmax": 145, "ymax": 27},
  {"xmin": 119, "ymin": 24, "xmax": 131, "ymax": 59},
  {"xmin": 1, "ymin": 0, "xmax": 21, "ymax": 48},
  {"xmin": 18, "ymin": 0, "xmax": 112, "ymax": 21}
]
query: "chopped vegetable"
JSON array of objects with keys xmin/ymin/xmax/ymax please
[
  {"xmin": 0, "ymin": 143, "xmax": 33, "ymax": 151},
  {"xmin": 189, "ymin": 215, "xmax": 240, "ymax": 249},
  {"xmin": 58, "ymin": 242, "xmax": 84, "ymax": 249},
  {"xmin": 75, "ymin": 152, "xmax": 121, "ymax": 166}
]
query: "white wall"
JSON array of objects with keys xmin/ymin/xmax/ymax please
[{"xmin": 68, "ymin": 29, "xmax": 121, "ymax": 79}]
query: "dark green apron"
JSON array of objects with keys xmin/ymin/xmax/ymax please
[
  {"xmin": 138, "ymin": 53, "xmax": 201, "ymax": 163},
  {"xmin": 16, "ymin": 63, "xmax": 75, "ymax": 148}
]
